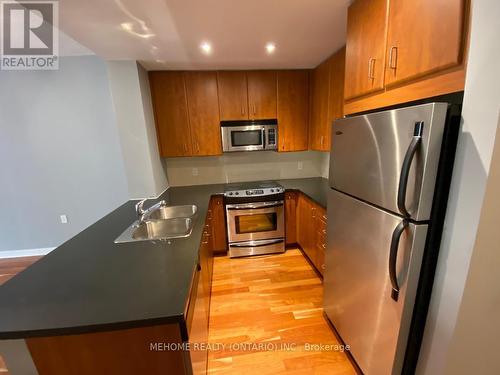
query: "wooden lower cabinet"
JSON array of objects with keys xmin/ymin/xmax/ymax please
[
  {"xmin": 209, "ymin": 195, "xmax": 227, "ymax": 255},
  {"xmin": 26, "ymin": 324, "xmax": 190, "ymax": 375},
  {"xmin": 285, "ymin": 191, "xmax": 298, "ymax": 245},
  {"xmin": 296, "ymin": 193, "xmax": 327, "ymax": 276}
]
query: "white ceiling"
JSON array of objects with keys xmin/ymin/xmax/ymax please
[{"xmin": 59, "ymin": 0, "xmax": 349, "ymax": 70}]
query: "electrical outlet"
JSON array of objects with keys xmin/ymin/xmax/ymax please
[
  {"xmin": 192, "ymin": 168, "xmax": 199, "ymax": 176},
  {"xmin": 297, "ymin": 162, "xmax": 303, "ymax": 170},
  {"xmin": 60, "ymin": 214, "xmax": 68, "ymax": 224}
]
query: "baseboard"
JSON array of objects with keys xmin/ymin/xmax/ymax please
[{"xmin": 0, "ymin": 247, "xmax": 55, "ymax": 259}]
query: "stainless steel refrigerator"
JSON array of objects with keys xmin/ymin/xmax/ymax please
[{"xmin": 324, "ymin": 102, "xmax": 460, "ymax": 374}]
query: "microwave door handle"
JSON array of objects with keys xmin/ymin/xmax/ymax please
[
  {"xmin": 397, "ymin": 122, "xmax": 424, "ymax": 217},
  {"xmin": 261, "ymin": 128, "xmax": 266, "ymax": 149}
]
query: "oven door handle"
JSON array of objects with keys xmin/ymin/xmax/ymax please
[
  {"xmin": 226, "ymin": 201, "xmax": 284, "ymax": 210},
  {"xmin": 230, "ymin": 239, "xmax": 284, "ymax": 248}
]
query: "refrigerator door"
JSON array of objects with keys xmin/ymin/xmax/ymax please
[
  {"xmin": 324, "ymin": 189, "xmax": 428, "ymax": 375},
  {"xmin": 329, "ymin": 102, "xmax": 448, "ymax": 221}
]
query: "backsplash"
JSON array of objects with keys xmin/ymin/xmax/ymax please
[{"xmin": 165, "ymin": 151, "xmax": 329, "ymax": 186}]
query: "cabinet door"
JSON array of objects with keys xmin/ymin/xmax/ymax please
[
  {"xmin": 210, "ymin": 195, "xmax": 227, "ymax": 255},
  {"xmin": 217, "ymin": 71, "xmax": 248, "ymax": 120},
  {"xmin": 309, "ymin": 59, "xmax": 330, "ymax": 150},
  {"xmin": 285, "ymin": 191, "xmax": 298, "ymax": 245},
  {"xmin": 297, "ymin": 194, "xmax": 316, "ymax": 265},
  {"xmin": 314, "ymin": 207, "xmax": 327, "ymax": 275},
  {"xmin": 185, "ymin": 72, "xmax": 222, "ymax": 156},
  {"xmin": 277, "ymin": 71, "xmax": 309, "ymax": 152},
  {"xmin": 247, "ymin": 71, "xmax": 277, "ymax": 120},
  {"xmin": 385, "ymin": 0, "xmax": 465, "ymax": 86},
  {"xmin": 327, "ymin": 47, "xmax": 346, "ymax": 148},
  {"xmin": 149, "ymin": 72, "xmax": 192, "ymax": 157},
  {"xmin": 344, "ymin": 0, "xmax": 388, "ymax": 99}
]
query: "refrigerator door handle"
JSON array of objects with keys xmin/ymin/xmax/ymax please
[
  {"xmin": 397, "ymin": 122, "xmax": 424, "ymax": 217},
  {"xmin": 389, "ymin": 219, "xmax": 408, "ymax": 302}
]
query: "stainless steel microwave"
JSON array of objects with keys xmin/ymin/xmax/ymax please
[{"xmin": 221, "ymin": 119, "xmax": 278, "ymax": 152}]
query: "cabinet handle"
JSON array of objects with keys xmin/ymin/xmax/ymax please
[
  {"xmin": 253, "ymin": 104, "xmax": 256, "ymax": 115},
  {"xmin": 368, "ymin": 58, "xmax": 376, "ymax": 79},
  {"xmin": 241, "ymin": 105, "xmax": 245, "ymax": 116},
  {"xmin": 389, "ymin": 46, "xmax": 398, "ymax": 69},
  {"xmin": 320, "ymin": 136, "xmax": 324, "ymax": 148}
]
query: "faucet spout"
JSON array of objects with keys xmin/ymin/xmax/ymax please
[{"xmin": 135, "ymin": 198, "xmax": 166, "ymax": 223}]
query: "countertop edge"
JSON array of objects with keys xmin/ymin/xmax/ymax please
[{"xmin": 0, "ymin": 314, "xmax": 185, "ymax": 340}]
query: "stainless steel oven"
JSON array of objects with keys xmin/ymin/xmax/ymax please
[
  {"xmin": 224, "ymin": 182, "xmax": 285, "ymax": 258},
  {"xmin": 221, "ymin": 119, "xmax": 277, "ymax": 152}
]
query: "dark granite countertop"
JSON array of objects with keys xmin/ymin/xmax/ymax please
[{"xmin": 0, "ymin": 177, "xmax": 328, "ymax": 339}]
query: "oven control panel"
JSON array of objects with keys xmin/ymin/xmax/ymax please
[{"xmin": 225, "ymin": 186, "xmax": 284, "ymax": 197}]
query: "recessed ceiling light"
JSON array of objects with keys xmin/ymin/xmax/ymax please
[
  {"xmin": 200, "ymin": 42, "xmax": 212, "ymax": 55},
  {"xmin": 266, "ymin": 43, "xmax": 276, "ymax": 54}
]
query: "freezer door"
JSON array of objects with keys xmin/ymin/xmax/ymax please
[
  {"xmin": 329, "ymin": 102, "xmax": 448, "ymax": 221},
  {"xmin": 324, "ymin": 189, "xmax": 428, "ymax": 375}
]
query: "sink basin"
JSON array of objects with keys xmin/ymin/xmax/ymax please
[
  {"xmin": 115, "ymin": 217, "xmax": 193, "ymax": 243},
  {"xmin": 147, "ymin": 205, "xmax": 197, "ymax": 220}
]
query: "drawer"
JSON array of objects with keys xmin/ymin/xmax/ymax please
[{"xmin": 315, "ymin": 245, "xmax": 326, "ymax": 275}]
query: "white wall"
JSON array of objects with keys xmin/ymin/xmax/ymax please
[
  {"xmin": 0, "ymin": 56, "xmax": 129, "ymax": 252},
  {"xmin": 444, "ymin": 115, "xmax": 500, "ymax": 374},
  {"xmin": 165, "ymin": 151, "xmax": 329, "ymax": 186},
  {"xmin": 417, "ymin": 1, "xmax": 500, "ymax": 373},
  {"xmin": 106, "ymin": 61, "xmax": 168, "ymax": 198}
]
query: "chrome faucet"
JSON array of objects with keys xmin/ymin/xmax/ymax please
[{"xmin": 135, "ymin": 198, "xmax": 166, "ymax": 223}]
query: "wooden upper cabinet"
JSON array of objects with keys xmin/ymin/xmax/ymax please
[
  {"xmin": 328, "ymin": 47, "xmax": 346, "ymax": 126},
  {"xmin": 309, "ymin": 59, "xmax": 330, "ymax": 151},
  {"xmin": 184, "ymin": 72, "xmax": 222, "ymax": 156},
  {"xmin": 385, "ymin": 0, "xmax": 466, "ymax": 86},
  {"xmin": 149, "ymin": 71, "xmax": 192, "ymax": 157},
  {"xmin": 217, "ymin": 71, "xmax": 248, "ymax": 120},
  {"xmin": 247, "ymin": 71, "xmax": 277, "ymax": 119},
  {"xmin": 277, "ymin": 70, "xmax": 309, "ymax": 152},
  {"xmin": 344, "ymin": 0, "xmax": 388, "ymax": 100}
]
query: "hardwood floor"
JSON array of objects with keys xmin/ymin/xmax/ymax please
[
  {"xmin": 0, "ymin": 256, "xmax": 41, "ymax": 374},
  {"xmin": 208, "ymin": 249, "xmax": 357, "ymax": 374}
]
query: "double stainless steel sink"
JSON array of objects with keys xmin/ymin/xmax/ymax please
[{"xmin": 115, "ymin": 203, "xmax": 198, "ymax": 243}]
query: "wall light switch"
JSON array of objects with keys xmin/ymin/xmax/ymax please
[
  {"xmin": 60, "ymin": 214, "xmax": 68, "ymax": 224},
  {"xmin": 192, "ymin": 168, "xmax": 199, "ymax": 176},
  {"xmin": 297, "ymin": 162, "xmax": 303, "ymax": 170}
]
